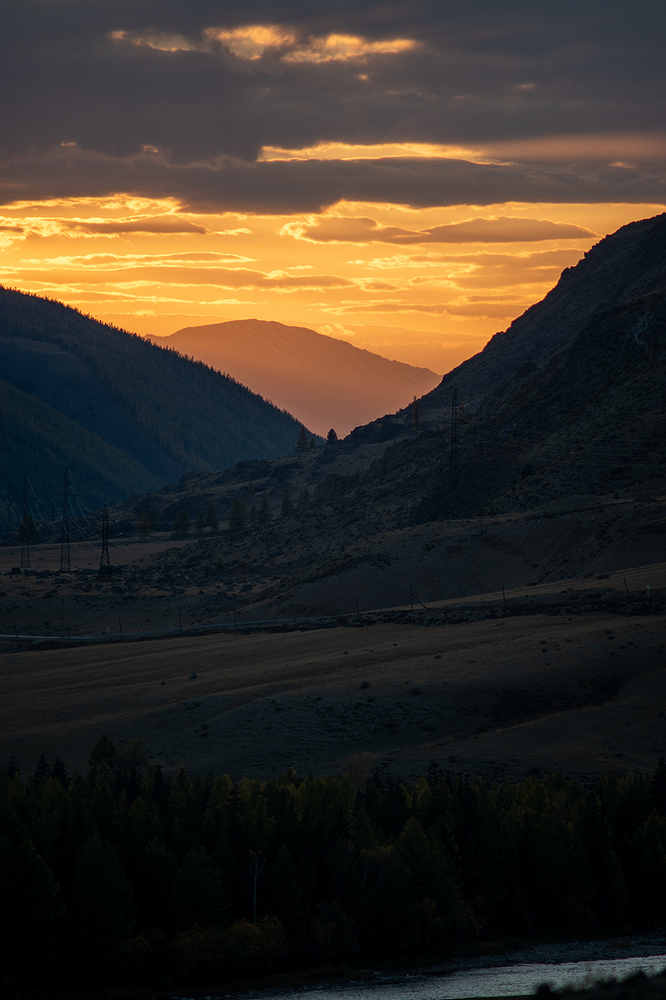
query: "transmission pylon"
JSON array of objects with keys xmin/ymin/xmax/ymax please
[
  {"xmin": 450, "ymin": 389, "xmax": 459, "ymax": 517},
  {"xmin": 20, "ymin": 475, "xmax": 30, "ymax": 569},
  {"xmin": 59, "ymin": 468, "xmax": 71, "ymax": 572},
  {"xmin": 99, "ymin": 503, "xmax": 111, "ymax": 574}
]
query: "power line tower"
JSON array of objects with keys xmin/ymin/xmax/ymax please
[
  {"xmin": 20, "ymin": 475, "xmax": 30, "ymax": 569},
  {"xmin": 59, "ymin": 468, "xmax": 71, "ymax": 573},
  {"xmin": 99, "ymin": 503, "xmax": 111, "ymax": 575},
  {"xmin": 449, "ymin": 389, "xmax": 459, "ymax": 517}
]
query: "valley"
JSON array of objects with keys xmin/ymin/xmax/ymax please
[{"xmin": 2, "ymin": 212, "xmax": 665, "ymax": 788}]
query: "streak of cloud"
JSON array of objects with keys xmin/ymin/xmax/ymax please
[
  {"xmin": 285, "ymin": 215, "xmax": 595, "ymax": 243},
  {"xmin": 1, "ymin": 149, "xmax": 664, "ymax": 213}
]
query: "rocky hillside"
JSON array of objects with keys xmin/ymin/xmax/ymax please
[{"xmin": 431, "ymin": 211, "xmax": 666, "ymax": 410}]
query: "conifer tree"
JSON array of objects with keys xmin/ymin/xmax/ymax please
[
  {"xmin": 173, "ymin": 847, "xmax": 231, "ymax": 929},
  {"xmin": 33, "ymin": 750, "xmax": 51, "ymax": 784},
  {"xmin": 229, "ymin": 496, "xmax": 248, "ymax": 532},
  {"xmin": 52, "ymin": 756, "xmax": 69, "ymax": 785},
  {"xmin": 204, "ymin": 500, "xmax": 219, "ymax": 533},
  {"xmin": 281, "ymin": 489, "xmax": 294, "ymax": 518},
  {"xmin": 412, "ymin": 395, "xmax": 421, "ymax": 430},
  {"xmin": 295, "ymin": 426, "xmax": 309, "ymax": 452},
  {"xmin": 258, "ymin": 495, "xmax": 271, "ymax": 526},
  {"xmin": 195, "ymin": 511, "xmax": 204, "ymax": 537},
  {"xmin": 326, "ymin": 428, "xmax": 338, "ymax": 445}
]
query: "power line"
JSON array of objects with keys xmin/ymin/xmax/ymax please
[
  {"xmin": 20, "ymin": 475, "xmax": 30, "ymax": 569},
  {"xmin": 99, "ymin": 503, "xmax": 111, "ymax": 574},
  {"xmin": 450, "ymin": 388, "xmax": 459, "ymax": 517},
  {"xmin": 59, "ymin": 468, "xmax": 71, "ymax": 573}
]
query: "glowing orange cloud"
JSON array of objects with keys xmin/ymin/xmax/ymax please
[{"xmin": 111, "ymin": 24, "xmax": 417, "ymax": 63}]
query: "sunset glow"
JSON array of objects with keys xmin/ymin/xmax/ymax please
[
  {"xmin": 1, "ymin": 195, "xmax": 663, "ymax": 374},
  {"xmin": 2, "ymin": 5, "xmax": 665, "ymax": 376}
]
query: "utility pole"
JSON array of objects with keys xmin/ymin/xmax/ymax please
[
  {"xmin": 99, "ymin": 503, "xmax": 110, "ymax": 574},
  {"xmin": 450, "ymin": 389, "xmax": 459, "ymax": 517},
  {"xmin": 20, "ymin": 475, "xmax": 30, "ymax": 569},
  {"xmin": 60, "ymin": 468, "xmax": 71, "ymax": 573}
]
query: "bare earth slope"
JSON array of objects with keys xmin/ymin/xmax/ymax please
[{"xmin": 149, "ymin": 319, "xmax": 440, "ymax": 437}]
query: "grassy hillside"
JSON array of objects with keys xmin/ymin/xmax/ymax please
[{"xmin": 0, "ymin": 288, "xmax": 316, "ymax": 506}]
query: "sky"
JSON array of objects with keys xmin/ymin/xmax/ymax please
[{"xmin": 1, "ymin": 0, "xmax": 665, "ymax": 374}]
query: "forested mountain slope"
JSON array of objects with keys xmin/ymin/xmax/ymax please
[
  {"xmin": 0, "ymin": 378, "xmax": 161, "ymax": 509},
  {"xmin": 0, "ymin": 288, "xmax": 313, "ymax": 507}
]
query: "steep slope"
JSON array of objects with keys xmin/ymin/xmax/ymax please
[
  {"xmin": 148, "ymin": 319, "xmax": 440, "ymax": 437},
  {"xmin": 0, "ymin": 378, "xmax": 161, "ymax": 515},
  {"xmin": 0, "ymin": 288, "xmax": 315, "ymax": 505},
  {"xmin": 411, "ymin": 287, "xmax": 666, "ymax": 521},
  {"xmin": 429, "ymin": 211, "xmax": 666, "ymax": 410}
]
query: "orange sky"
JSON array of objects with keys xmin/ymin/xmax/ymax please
[
  {"xmin": 2, "ymin": 9, "xmax": 665, "ymax": 377},
  {"xmin": 1, "ymin": 191, "xmax": 663, "ymax": 374}
]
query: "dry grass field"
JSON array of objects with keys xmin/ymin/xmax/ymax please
[{"xmin": 2, "ymin": 560, "xmax": 665, "ymax": 783}]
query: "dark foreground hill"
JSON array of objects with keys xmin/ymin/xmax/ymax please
[
  {"xmin": 149, "ymin": 318, "xmax": 440, "ymax": 437},
  {"xmin": 0, "ymin": 288, "xmax": 315, "ymax": 510}
]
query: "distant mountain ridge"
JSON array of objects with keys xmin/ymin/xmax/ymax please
[
  {"xmin": 148, "ymin": 319, "xmax": 441, "ymax": 437},
  {"xmin": 0, "ymin": 288, "xmax": 315, "ymax": 510}
]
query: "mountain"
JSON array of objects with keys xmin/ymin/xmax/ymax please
[
  {"xmin": 0, "ymin": 378, "xmax": 162, "ymax": 513},
  {"xmin": 430, "ymin": 211, "xmax": 666, "ymax": 411},
  {"xmin": 148, "ymin": 319, "xmax": 441, "ymax": 437},
  {"xmin": 103, "ymin": 214, "xmax": 666, "ymax": 613},
  {"xmin": 0, "ymin": 288, "xmax": 317, "ymax": 511}
]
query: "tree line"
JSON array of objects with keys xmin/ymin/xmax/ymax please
[{"xmin": 3, "ymin": 739, "xmax": 666, "ymax": 991}]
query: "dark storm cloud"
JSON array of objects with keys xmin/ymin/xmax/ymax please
[{"xmin": 1, "ymin": 0, "xmax": 665, "ymax": 209}]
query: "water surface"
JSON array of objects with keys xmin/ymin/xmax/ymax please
[{"xmin": 252, "ymin": 952, "xmax": 666, "ymax": 1000}]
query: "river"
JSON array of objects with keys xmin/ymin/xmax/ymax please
[{"xmin": 209, "ymin": 940, "xmax": 666, "ymax": 1000}]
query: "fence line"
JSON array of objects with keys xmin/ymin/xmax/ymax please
[{"xmin": 0, "ymin": 612, "xmax": 362, "ymax": 646}]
